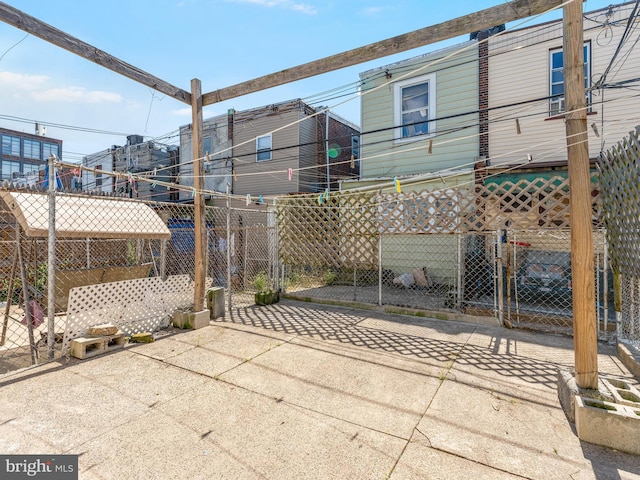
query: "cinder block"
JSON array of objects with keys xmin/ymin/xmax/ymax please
[
  {"xmin": 575, "ymin": 396, "xmax": 640, "ymax": 455},
  {"xmin": 617, "ymin": 340, "xmax": 640, "ymax": 379},
  {"xmin": 206, "ymin": 287, "xmax": 225, "ymax": 319},
  {"xmin": 172, "ymin": 310, "xmax": 210, "ymax": 329},
  {"xmin": 70, "ymin": 337, "xmax": 106, "ymax": 359},
  {"xmin": 602, "ymin": 378, "xmax": 640, "ymax": 408},
  {"xmin": 105, "ymin": 333, "xmax": 126, "ymax": 352}
]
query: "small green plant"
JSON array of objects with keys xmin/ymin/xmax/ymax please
[
  {"xmin": 253, "ymin": 272, "xmax": 269, "ymax": 292},
  {"xmin": 323, "ymin": 269, "xmax": 337, "ymax": 285},
  {"xmin": 253, "ymin": 272, "xmax": 279, "ymax": 306}
]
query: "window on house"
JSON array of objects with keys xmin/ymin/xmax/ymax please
[
  {"xmin": 351, "ymin": 135, "xmax": 361, "ymax": 174},
  {"xmin": 549, "ymin": 43, "xmax": 590, "ymax": 116},
  {"xmin": 394, "ymin": 73, "xmax": 436, "ymax": 140},
  {"xmin": 1, "ymin": 135, "xmax": 20, "ymax": 157},
  {"xmin": 351, "ymin": 135, "xmax": 360, "ymax": 159},
  {"xmin": 23, "ymin": 139, "xmax": 41, "ymax": 160},
  {"xmin": 42, "ymin": 143, "xmax": 59, "ymax": 160},
  {"xmin": 203, "ymin": 136, "xmax": 212, "ymax": 156},
  {"xmin": 256, "ymin": 134, "xmax": 272, "ymax": 162}
]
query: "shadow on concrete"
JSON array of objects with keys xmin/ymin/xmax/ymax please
[{"xmin": 220, "ymin": 302, "xmax": 567, "ymax": 390}]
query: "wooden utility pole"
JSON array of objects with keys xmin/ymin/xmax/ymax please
[
  {"xmin": 564, "ymin": 0, "xmax": 598, "ymax": 389},
  {"xmin": 191, "ymin": 78, "xmax": 206, "ymax": 311}
]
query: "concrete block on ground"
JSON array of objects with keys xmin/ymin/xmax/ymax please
[
  {"xmin": 575, "ymin": 395, "xmax": 640, "ymax": 455},
  {"xmin": 602, "ymin": 377, "xmax": 640, "ymax": 408},
  {"xmin": 557, "ymin": 369, "xmax": 613, "ymax": 422},
  {"xmin": 618, "ymin": 340, "xmax": 640, "ymax": 379},
  {"xmin": 172, "ymin": 310, "xmax": 210, "ymax": 330},
  {"xmin": 130, "ymin": 332, "xmax": 155, "ymax": 343},
  {"xmin": 70, "ymin": 333, "xmax": 126, "ymax": 359},
  {"xmin": 87, "ymin": 323, "xmax": 119, "ymax": 336},
  {"xmin": 206, "ymin": 287, "xmax": 225, "ymax": 319},
  {"xmin": 105, "ymin": 333, "xmax": 126, "ymax": 352},
  {"xmin": 71, "ymin": 337, "xmax": 106, "ymax": 359}
]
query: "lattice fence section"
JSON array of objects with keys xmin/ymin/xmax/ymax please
[
  {"xmin": 62, "ymin": 274, "xmax": 195, "ymax": 354},
  {"xmin": 277, "ymin": 192, "xmax": 379, "ymax": 268},
  {"xmin": 597, "ymin": 125, "xmax": 640, "ymax": 343},
  {"xmin": 620, "ymin": 275, "xmax": 640, "ymax": 344},
  {"xmin": 375, "ymin": 176, "xmax": 601, "ymax": 234},
  {"xmin": 598, "ymin": 125, "xmax": 640, "ymax": 277}
]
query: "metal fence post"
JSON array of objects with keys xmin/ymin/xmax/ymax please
[
  {"xmin": 47, "ymin": 153, "xmax": 56, "ymax": 361},
  {"xmin": 160, "ymin": 239, "xmax": 167, "ymax": 280},
  {"xmin": 378, "ymin": 233, "xmax": 382, "ymax": 306},
  {"xmin": 226, "ymin": 183, "xmax": 232, "ymax": 312},
  {"xmin": 603, "ymin": 233, "xmax": 609, "ymax": 333},
  {"xmin": 456, "ymin": 233, "xmax": 463, "ymax": 310},
  {"xmin": 496, "ymin": 230, "xmax": 504, "ymax": 326}
]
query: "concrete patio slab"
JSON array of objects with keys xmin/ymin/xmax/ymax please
[
  {"xmin": 155, "ymin": 381, "xmax": 405, "ymax": 480},
  {"xmin": 413, "ymin": 379, "xmax": 633, "ymax": 479},
  {"xmin": 389, "ymin": 441, "xmax": 523, "ymax": 479},
  {"xmin": 218, "ymin": 337, "xmax": 441, "ymax": 439},
  {"xmin": 164, "ymin": 328, "xmax": 288, "ymax": 377},
  {"xmin": 65, "ymin": 350, "xmax": 209, "ymax": 406},
  {"xmin": 467, "ymin": 326, "xmax": 630, "ymax": 377},
  {"xmin": 2, "ymin": 300, "xmax": 640, "ymax": 480},
  {"xmin": 76, "ymin": 409, "xmax": 260, "ymax": 480},
  {"xmin": 127, "ymin": 335, "xmax": 196, "ymax": 361},
  {"xmin": 0, "ymin": 367, "xmax": 150, "ymax": 452}
]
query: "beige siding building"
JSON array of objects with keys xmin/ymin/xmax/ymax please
[
  {"xmin": 487, "ymin": 2, "xmax": 640, "ymax": 169},
  {"xmin": 180, "ymin": 99, "xmax": 360, "ymax": 201}
]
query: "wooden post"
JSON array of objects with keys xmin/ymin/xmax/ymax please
[
  {"xmin": 191, "ymin": 78, "xmax": 206, "ymax": 311},
  {"xmin": 564, "ymin": 0, "xmax": 598, "ymax": 389}
]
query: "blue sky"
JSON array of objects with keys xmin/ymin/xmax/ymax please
[{"xmin": 0, "ymin": 0, "xmax": 616, "ymax": 161}]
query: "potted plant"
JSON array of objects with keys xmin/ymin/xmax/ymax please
[{"xmin": 253, "ymin": 273, "xmax": 279, "ymax": 306}]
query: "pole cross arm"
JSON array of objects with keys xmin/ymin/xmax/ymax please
[
  {"xmin": 202, "ymin": 0, "xmax": 564, "ymax": 105},
  {"xmin": 0, "ymin": 2, "xmax": 192, "ymax": 105}
]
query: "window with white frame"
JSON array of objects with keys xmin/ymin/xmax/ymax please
[
  {"xmin": 394, "ymin": 73, "xmax": 436, "ymax": 141},
  {"xmin": 549, "ymin": 43, "xmax": 590, "ymax": 116},
  {"xmin": 256, "ymin": 134, "xmax": 272, "ymax": 162}
]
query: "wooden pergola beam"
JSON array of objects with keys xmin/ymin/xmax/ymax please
[
  {"xmin": 202, "ymin": 0, "xmax": 563, "ymax": 106},
  {"xmin": 0, "ymin": 1, "xmax": 191, "ymax": 105}
]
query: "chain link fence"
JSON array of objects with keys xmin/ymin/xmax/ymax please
[
  {"xmin": 598, "ymin": 125, "xmax": 640, "ymax": 346},
  {"xmin": 0, "ymin": 189, "xmax": 274, "ymax": 375},
  {"xmin": 276, "ymin": 177, "xmax": 614, "ymax": 340}
]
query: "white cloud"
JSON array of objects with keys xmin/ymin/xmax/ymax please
[
  {"xmin": 361, "ymin": 6, "xmax": 384, "ymax": 16},
  {"xmin": 0, "ymin": 71, "xmax": 48, "ymax": 90},
  {"xmin": 171, "ymin": 106, "xmax": 218, "ymax": 118},
  {"xmin": 0, "ymin": 71, "xmax": 122, "ymax": 104},
  {"xmin": 228, "ymin": 0, "xmax": 317, "ymax": 14},
  {"xmin": 31, "ymin": 87, "xmax": 122, "ymax": 104},
  {"xmin": 171, "ymin": 107, "xmax": 193, "ymax": 116}
]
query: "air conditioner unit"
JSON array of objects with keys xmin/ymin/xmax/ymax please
[{"xmin": 550, "ymin": 98, "xmax": 565, "ymax": 116}]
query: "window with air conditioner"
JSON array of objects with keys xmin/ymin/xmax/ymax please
[{"xmin": 549, "ymin": 43, "xmax": 590, "ymax": 116}]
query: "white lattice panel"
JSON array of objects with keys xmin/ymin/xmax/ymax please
[{"xmin": 62, "ymin": 275, "xmax": 195, "ymax": 355}]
